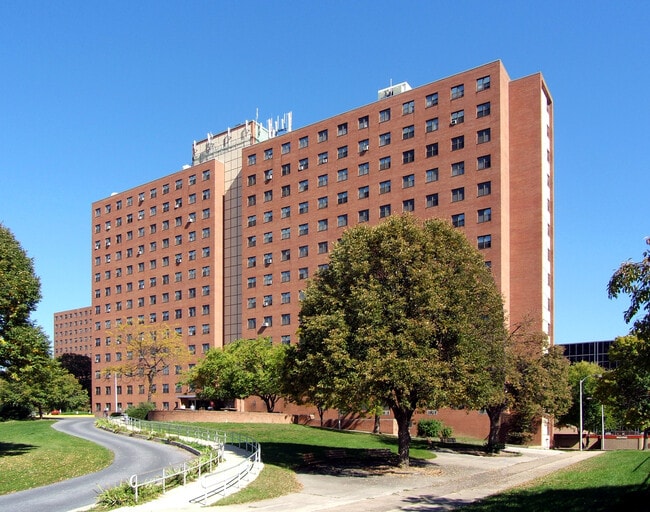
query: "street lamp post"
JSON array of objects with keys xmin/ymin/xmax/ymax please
[{"xmin": 579, "ymin": 374, "xmax": 603, "ymax": 452}]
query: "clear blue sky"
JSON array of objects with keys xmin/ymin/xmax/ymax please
[{"xmin": 1, "ymin": 1, "xmax": 648, "ymax": 345}]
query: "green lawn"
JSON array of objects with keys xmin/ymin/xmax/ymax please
[
  {"xmin": 0, "ymin": 420, "xmax": 113, "ymax": 495},
  {"xmin": 445, "ymin": 450, "xmax": 650, "ymax": 512}
]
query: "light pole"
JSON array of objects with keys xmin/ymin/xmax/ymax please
[{"xmin": 579, "ymin": 374, "xmax": 603, "ymax": 451}]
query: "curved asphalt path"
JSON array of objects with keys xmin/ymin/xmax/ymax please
[{"xmin": 0, "ymin": 417, "xmax": 195, "ymax": 512}]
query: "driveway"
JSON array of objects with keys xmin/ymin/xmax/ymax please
[{"xmin": 0, "ymin": 417, "xmax": 194, "ymax": 512}]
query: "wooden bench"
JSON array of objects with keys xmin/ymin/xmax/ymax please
[
  {"xmin": 440, "ymin": 437, "xmax": 457, "ymax": 444},
  {"xmin": 325, "ymin": 449, "xmax": 347, "ymax": 460},
  {"xmin": 302, "ymin": 452, "xmax": 319, "ymax": 465}
]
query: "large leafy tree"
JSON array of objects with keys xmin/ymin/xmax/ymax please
[
  {"xmin": 608, "ymin": 237, "xmax": 650, "ymax": 339},
  {"xmin": 598, "ymin": 335, "xmax": 650, "ymax": 441},
  {"xmin": 0, "ymin": 224, "xmax": 46, "ymax": 371},
  {"xmin": 292, "ymin": 215, "xmax": 507, "ymax": 467},
  {"xmin": 188, "ymin": 337, "xmax": 288, "ymax": 412},
  {"xmin": 107, "ymin": 322, "xmax": 190, "ymax": 402}
]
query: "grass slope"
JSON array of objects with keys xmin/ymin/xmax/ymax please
[{"xmin": 0, "ymin": 420, "xmax": 113, "ymax": 495}]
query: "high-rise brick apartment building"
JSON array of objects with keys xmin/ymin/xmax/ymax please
[
  {"xmin": 75, "ymin": 60, "xmax": 552, "ymax": 419},
  {"xmin": 53, "ymin": 306, "xmax": 93, "ymax": 357},
  {"xmin": 88, "ymin": 122, "xmax": 275, "ymax": 413},
  {"xmin": 241, "ymin": 60, "xmax": 553, "ymax": 347}
]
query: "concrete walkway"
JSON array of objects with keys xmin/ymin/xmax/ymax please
[{"xmin": 122, "ymin": 446, "xmax": 601, "ymax": 511}]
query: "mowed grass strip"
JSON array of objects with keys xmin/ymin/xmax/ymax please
[
  {"xmin": 0, "ymin": 420, "xmax": 113, "ymax": 495},
  {"xmin": 458, "ymin": 450, "xmax": 650, "ymax": 512}
]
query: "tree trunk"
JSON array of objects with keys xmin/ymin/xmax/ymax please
[
  {"xmin": 485, "ymin": 404, "xmax": 506, "ymax": 452},
  {"xmin": 317, "ymin": 405, "xmax": 325, "ymax": 427},
  {"xmin": 373, "ymin": 413, "xmax": 381, "ymax": 434},
  {"xmin": 392, "ymin": 407, "xmax": 413, "ymax": 467},
  {"xmin": 262, "ymin": 395, "xmax": 277, "ymax": 413}
]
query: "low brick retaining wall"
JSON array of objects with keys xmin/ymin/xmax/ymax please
[{"xmin": 149, "ymin": 409, "xmax": 294, "ymax": 424}]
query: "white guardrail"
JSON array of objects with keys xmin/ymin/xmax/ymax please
[{"xmin": 109, "ymin": 417, "xmax": 261, "ymax": 504}]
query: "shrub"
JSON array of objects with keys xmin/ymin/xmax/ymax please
[
  {"xmin": 417, "ymin": 419, "xmax": 444, "ymax": 438},
  {"xmin": 440, "ymin": 426, "xmax": 454, "ymax": 439},
  {"xmin": 124, "ymin": 402, "xmax": 155, "ymax": 420}
]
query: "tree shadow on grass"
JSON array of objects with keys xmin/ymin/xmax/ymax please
[
  {"xmin": 404, "ymin": 485, "xmax": 650, "ymax": 512},
  {"xmin": 0, "ymin": 442, "xmax": 35, "ymax": 457}
]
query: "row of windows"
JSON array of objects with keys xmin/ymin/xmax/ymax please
[
  {"xmin": 95, "ymin": 231, "xmax": 211, "ymax": 256},
  {"xmin": 93, "ymin": 299, "xmax": 211, "ymax": 317},
  {"xmin": 94, "ymin": 282, "xmax": 211, "ymax": 300},
  {"xmin": 246, "ymin": 181, "xmax": 491, "ymax": 230},
  {"xmin": 95, "ymin": 247, "xmax": 211, "ymax": 269},
  {"xmin": 251, "ymin": 108, "xmax": 491, "ymax": 166},
  {"xmin": 94, "ymin": 170, "xmax": 212, "ymax": 217},
  {"xmin": 95, "ymin": 204, "xmax": 212, "ymax": 235},
  {"xmin": 94, "ymin": 319, "xmax": 211, "ymax": 335},
  {"xmin": 246, "ymin": 315, "xmax": 292, "ymax": 330},
  {"xmin": 249, "ymin": 76, "xmax": 491, "ymax": 164},
  {"xmin": 94, "ymin": 263, "xmax": 211, "ymax": 284},
  {"xmin": 248, "ymin": 130, "xmax": 491, "ymax": 182}
]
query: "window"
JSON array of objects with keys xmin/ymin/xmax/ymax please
[
  {"xmin": 425, "ymin": 92, "xmax": 438, "ymax": 107},
  {"xmin": 281, "ymin": 249, "xmax": 290, "ymax": 261},
  {"xmin": 247, "ymin": 195, "xmax": 256, "ymax": 207},
  {"xmin": 247, "ymin": 236, "xmax": 256, "ymax": 247},
  {"xmin": 281, "ymin": 185, "xmax": 291, "ymax": 197},
  {"xmin": 337, "ymin": 146, "xmax": 348, "ymax": 159},
  {"xmin": 478, "ymin": 234, "xmax": 492, "ymax": 249},
  {"xmin": 263, "ymin": 148, "xmax": 273, "ymax": 160},
  {"xmin": 248, "ymin": 154, "xmax": 257, "ymax": 165},
  {"xmin": 477, "ymin": 155, "xmax": 491, "ymax": 170},
  {"xmin": 264, "ymin": 274, "xmax": 273, "ymax": 286},
  {"xmin": 264, "ymin": 169, "xmax": 273, "ymax": 181},
  {"xmin": 477, "ymin": 181, "xmax": 492, "ymax": 196},
  {"xmin": 402, "ymin": 125, "xmax": 415, "ymax": 140},
  {"xmin": 298, "ymin": 179, "xmax": 309, "ymax": 192},
  {"xmin": 264, "ymin": 190, "xmax": 273, "ymax": 202},
  {"xmin": 477, "ymin": 128, "xmax": 491, "ymax": 144},
  {"xmin": 247, "ymin": 256, "xmax": 256, "ymax": 268},
  {"xmin": 337, "ymin": 122, "xmax": 348, "ymax": 136},
  {"xmin": 318, "ymin": 152, "xmax": 329, "ymax": 164},
  {"xmin": 426, "ymin": 168, "xmax": 439, "ymax": 182},
  {"xmin": 281, "ymin": 141, "xmax": 291, "ymax": 155},
  {"xmin": 337, "ymin": 191, "xmax": 348, "ymax": 204},
  {"xmin": 337, "ymin": 214, "xmax": 348, "ymax": 227},
  {"xmin": 426, "ymin": 193, "xmax": 439, "ymax": 208},
  {"xmin": 299, "ymin": 136, "xmax": 309, "ymax": 148},
  {"xmin": 281, "ymin": 163, "xmax": 290, "ymax": 176},
  {"xmin": 451, "ymin": 161, "xmax": 465, "ymax": 176},
  {"xmin": 317, "ymin": 174, "xmax": 328, "ymax": 187},
  {"xmin": 379, "ymin": 180, "xmax": 392, "ymax": 194},
  {"xmin": 452, "ymin": 187, "xmax": 465, "ymax": 202},
  {"xmin": 318, "ymin": 242, "xmax": 328, "ymax": 254},
  {"xmin": 358, "ymin": 185, "xmax": 369, "ymax": 199},
  {"xmin": 379, "ymin": 132, "xmax": 391, "ymax": 146},
  {"xmin": 299, "ymin": 245, "xmax": 309, "ymax": 258},
  {"xmin": 358, "ymin": 115, "xmax": 369, "ymax": 129},
  {"xmin": 202, "ymin": 169, "xmax": 211, "ymax": 181},
  {"xmin": 318, "ymin": 196, "xmax": 328, "ymax": 209},
  {"xmin": 281, "ymin": 206, "xmax": 291, "ymax": 218},
  {"xmin": 451, "ymin": 136, "xmax": 464, "ymax": 151},
  {"xmin": 317, "ymin": 219, "xmax": 328, "ymax": 231},
  {"xmin": 281, "ymin": 270, "xmax": 290, "ymax": 282},
  {"xmin": 402, "ymin": 174, "xmax": 415, "ymax": 188},
  {"xmin": 337, "ymin": 168, "xmax": 348, "ymax": 181},
  {"xmin": 452, "ymin": 213, "xmax": 465, "ymax": 227},
  {"xmin": 358, "ymin": 139, "xmax": 369, "ymax": 152},
  {"xmin": 477, "ymin": 102, "xmax": 491, "ymax": 118},
  {"xmin": 358, "ymin": 209, "xmax": 370, "ymax": 223},
  {"xmin": 358, "ymin": 162, "xmax": 369, "ymax": 176},
  {"xmin": 402, "ymin": 100, "xmax": 415, "ymax": 114},
  {"xmin": 247, "ymin": 174, "xmax": 256, "ymax": 186},
  {"xmin": 318, "ymin": 129, "xmax": 328, "ymax": 142},
  {"xmin": 281, "ymin": 314, "xmax": 291, "ymax": 326},
  {"xmin": 247, "ymin": 318, "xmax": 257, "ymax": 330},
  {"xmin": 299, "ymin": 223, "xmax": 309, "ymax": 235},
  {"xmin": 451, "ymin": 84, "xmax": 464, "ymax": 100},
  {"xmin": 426, "ymin": 143, "xmax": 438, "ymax": 158},
  {"xmin": 425, "ymin": 118, "xmax": 438, "ymax": 132},
  {"xmin": 379, "ymin": 108, "xmax": 391, "ymax": 122},
  {"xmin": 281, "ymin": 227, "xmax": 291, "ymax": 239},
  {"xmin": 478, "ymin": 208, "xmax": 492, "ymax": 223},
  {"xmin": 477, "ymin": 75, "xmax": 491, "ymax": 91},
  {"xmin": 379, "ymin": 156, "xmax": 391, "ymax": 170},
  {"xmin": 379, "ymin": 204, "xmax": 391, "ymax": 218},
  {"xmin": 403, "ymin": 199, "xmax": 415, "ymax": 212},
  {"xmin": 264, "ymin": 232, "xmax": 273, "ymax": 243},
  {"xmin": 264, "ymin": 210, "xmax": 273, "ymax": 222},
  {"xmin": 449, "ymin": 111, "xmax": 464, "ymax": 128},
  {"xmin": 298, "ymin": 158, "xmax": 309, "ymax": 170},
  {"xmin": 299, "ymin": 267, "xmax": 309, "ymax": 279}
]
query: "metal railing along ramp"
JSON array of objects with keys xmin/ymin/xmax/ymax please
[{"xmin": 107, "ymin": 417, "xmax": 262, "ymax": 505}]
